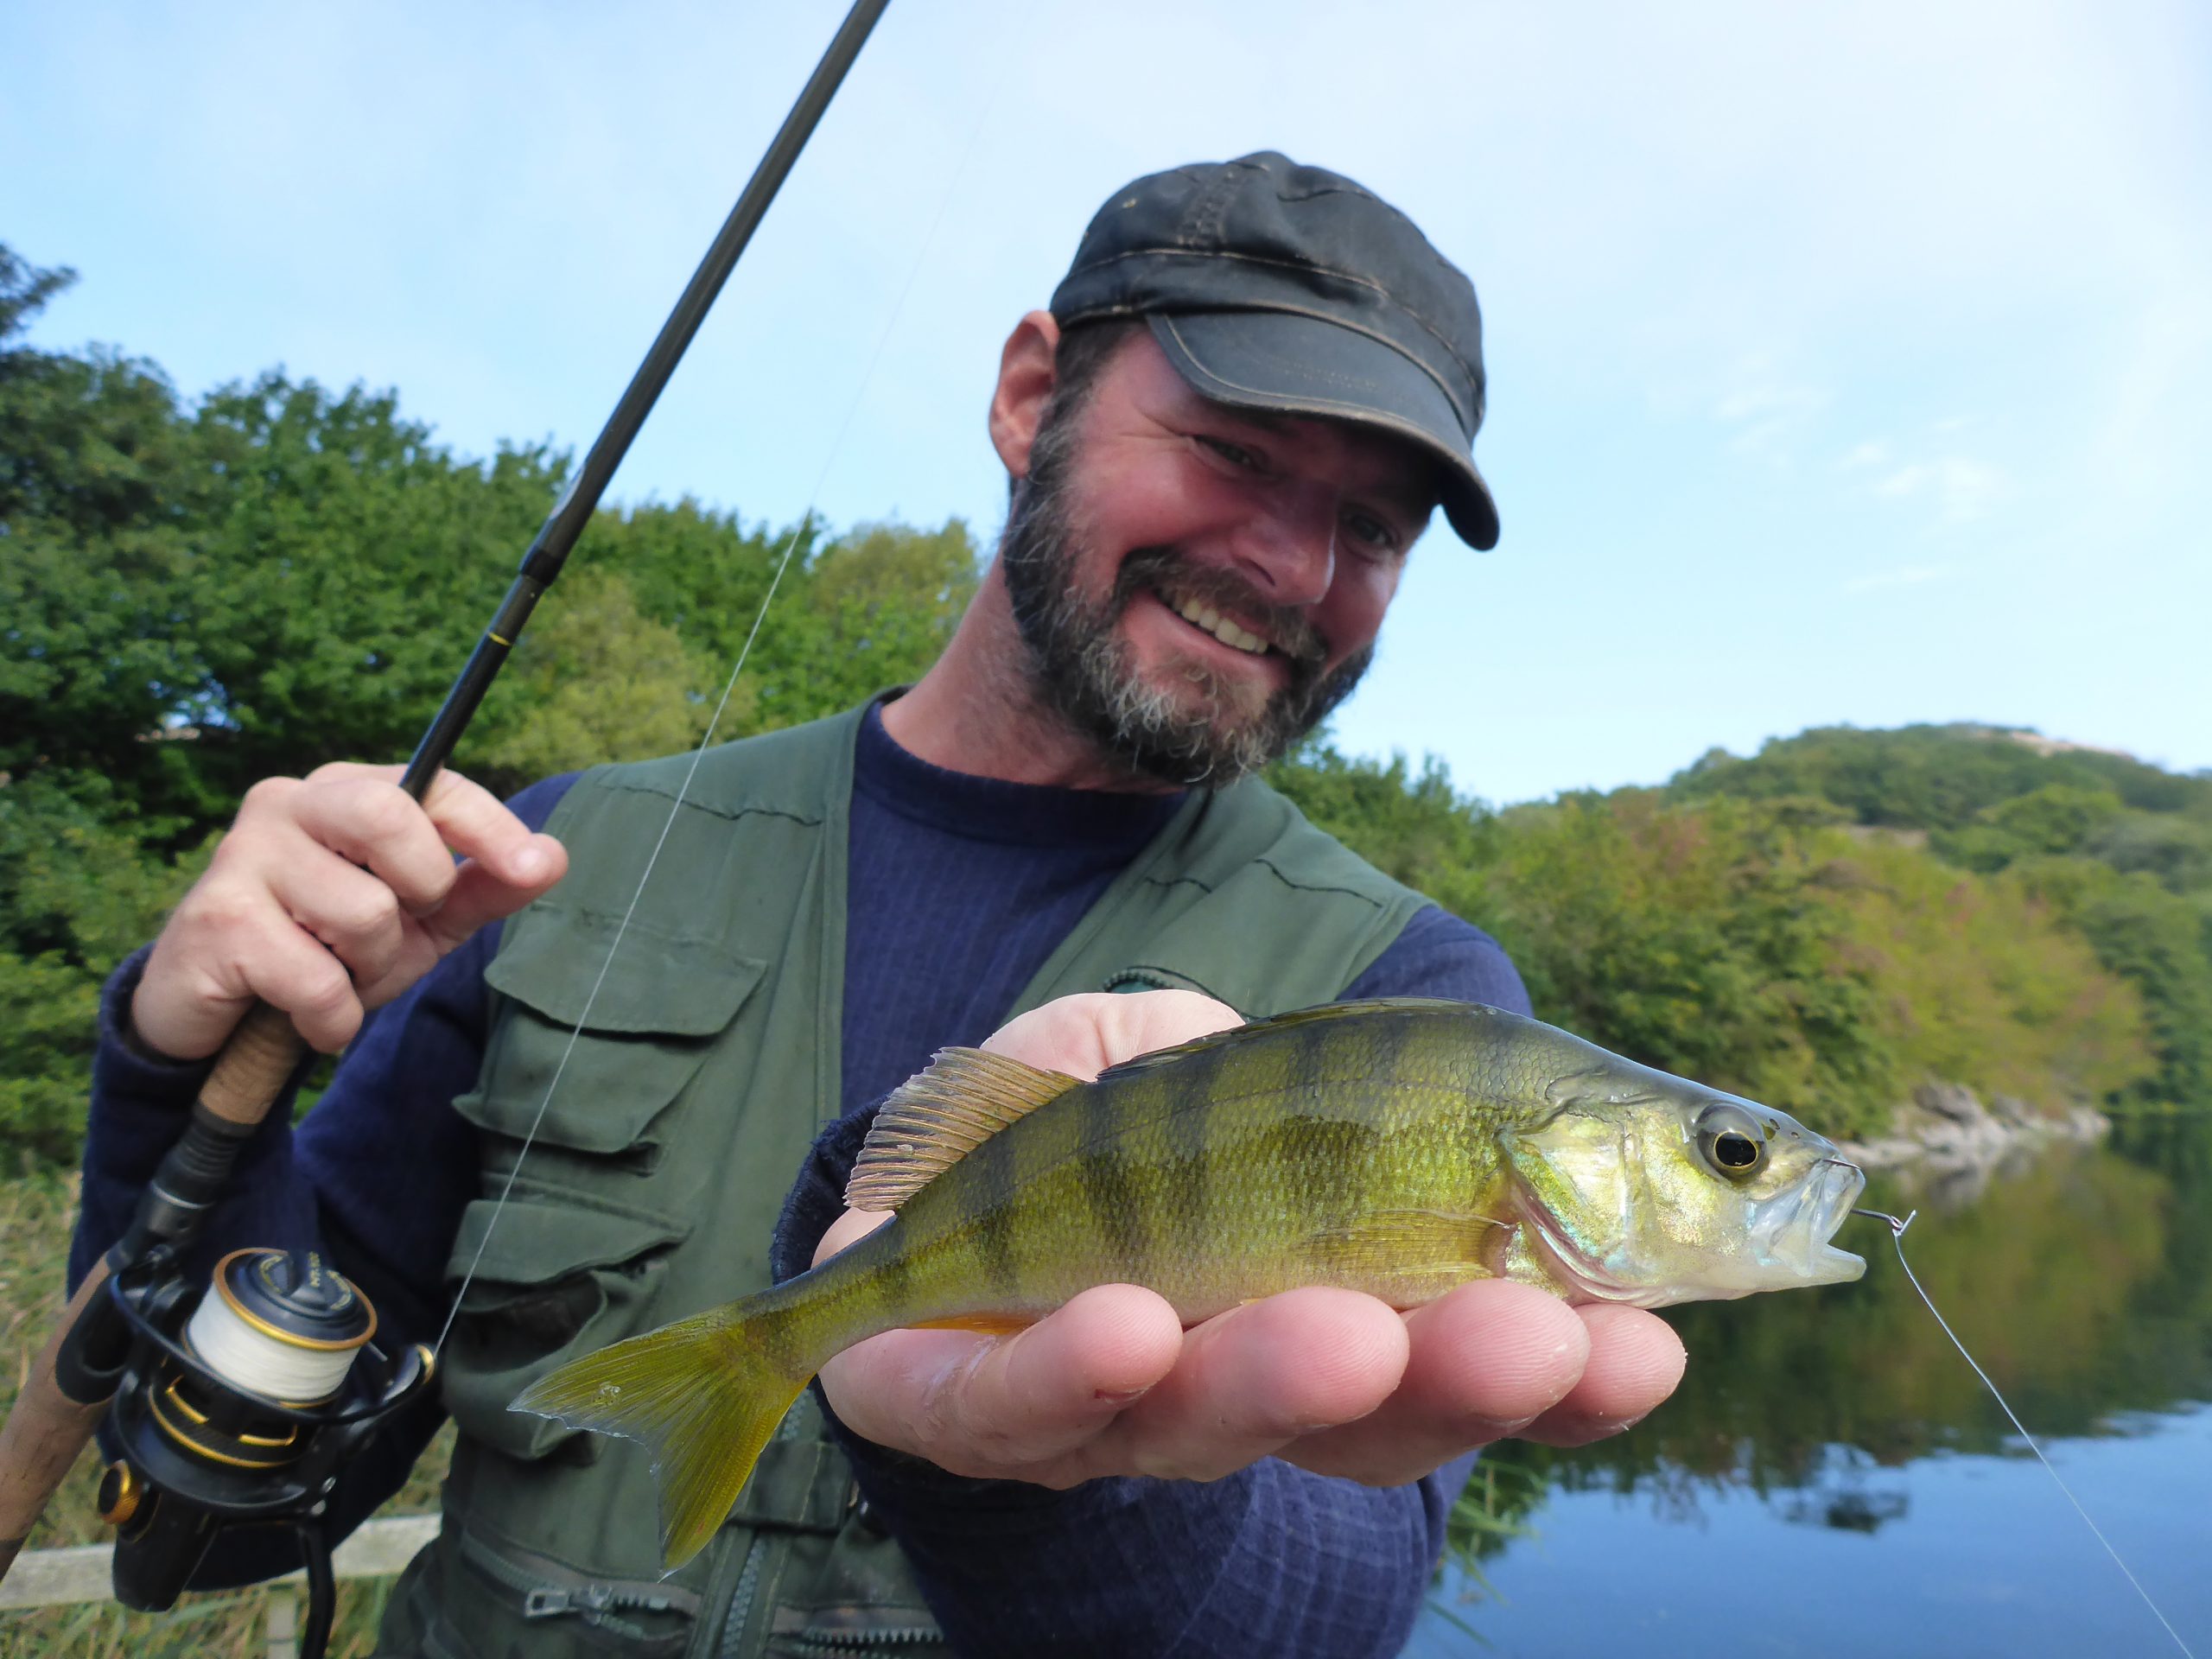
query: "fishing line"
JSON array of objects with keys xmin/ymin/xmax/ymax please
[
  {"xmin": 1854, "ymin": 1207, "xmax": 2197, "ymax": 1658},
  {"xmin": 434, "ymin": 4, "xmax": 1025, "ymax": 1360}
]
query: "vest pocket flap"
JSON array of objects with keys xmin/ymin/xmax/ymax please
[
  {"xmin": 487, "ymin": 908, "xmax": 766, "ymax": 1036},
  {"xmin": 447, "ymin": 1196, "xmax": 688, "ymax": 1290}
]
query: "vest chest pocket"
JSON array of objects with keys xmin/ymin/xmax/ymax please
[{"xmin": 459, "ymin": 913, "xmax": 768, "ymax": 1166}]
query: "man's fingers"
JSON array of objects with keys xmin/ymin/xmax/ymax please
[
  {"xmin": 417, "ymin": 837, "xmax": 569, "ymax": 953},
  {"xmin": 416, "ymin": 768, "xmax": 563, "ymax": 892},
  {"xmin": 1514, "ymin": 1303, "xmax": 1686, "ymax": 1447},
  {"xmin": 822, "ymin": 1286, "xmax": 1184, "ymax": 1481},
  {"xmin": 982, "ymin": 990, "xmax": 1242, "ymax": 1080},
  {"xmin": 265, "ymin": 845, "xmax": 409, "ymax": 990},
  {"xmin": 216, "ymin": 895, "xmax": 368, "ymax": 1054},
  {"xmin": 1284, "ymin": 1280, "xmax": 1589, "ymax": 1483},
  {"xmin": 1096, "ymin": 1287, "xmax": 1408, "ymax": 1482},
  {"xmin": 290, "ymin": 768, "xmax": 467, "ymax": 912}
]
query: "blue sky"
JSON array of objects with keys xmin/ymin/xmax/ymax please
[{"xmin": 9, "ymin": 1, "xmax": 2208, "ymax": 804}]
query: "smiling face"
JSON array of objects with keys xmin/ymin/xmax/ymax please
[{"xmin": 996, "ymin": 321, "xmax": 1439, "ymax": 785}]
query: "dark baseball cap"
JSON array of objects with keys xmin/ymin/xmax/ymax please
[{"xmin": 1050, "ymin": 150, "xmax": 1499, "ymax": 550}]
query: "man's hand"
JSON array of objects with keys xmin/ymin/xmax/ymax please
[
  {"xmin": 814, "ymin": 990, "xmax": 1688, "ymax": 1490},
  {"xmin": 133, "ymin": 763, "xmax": 567, "ymax": 1060}
]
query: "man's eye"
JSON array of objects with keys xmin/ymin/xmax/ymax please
[
  {"xmin": 1342, "ymin": 510, "xmax": 1399, "ymax": 554},
  {"xmin": 1195, "ymin": 435, "xmax": 1262, "ymax": 472}
]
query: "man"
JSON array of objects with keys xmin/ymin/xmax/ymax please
[{"xmin": 76, "ymin": 153, "xmax": 1686, "ymax": 1656}]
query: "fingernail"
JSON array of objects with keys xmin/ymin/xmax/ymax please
[
  {"xmin": 1094, "ymin": 1385, "xmax": 1151, "ymax": 1408},
  {"xmin": 510, "ymin": 843, "xmax": 548, "ymax": 880}
]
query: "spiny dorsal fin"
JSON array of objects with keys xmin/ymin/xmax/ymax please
[
  {"xmin": 1092, "ymin": 997, "xmax": 1497, "ymax": 1083},
  {"xmin": 845, "ymin": 1048, "xmax": 1081, "ymax": 1212}
]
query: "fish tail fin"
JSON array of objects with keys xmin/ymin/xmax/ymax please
[{"xmin": 512, "ymin": 1302, "xmax": 810, "ymax": 1568}]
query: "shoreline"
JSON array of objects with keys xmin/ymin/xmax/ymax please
[{"xmin": 1834, "ymin": 1081, "xmax": 2109, "ymax": 1208}]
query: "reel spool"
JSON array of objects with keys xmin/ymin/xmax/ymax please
[
  {"xmin": 156, "ymin": 1249, "xmax": 377, "ymax": 1465},
  {"xmin": 97, "ymin": 1245, "xmax": 433, "ymax": 1659}
]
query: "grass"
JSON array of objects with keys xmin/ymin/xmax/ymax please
[{"xmin": 0, "ymin": 1171, "xmax": 451, "ymax": 1658}]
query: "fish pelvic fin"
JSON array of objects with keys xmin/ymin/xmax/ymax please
[
  {"xmin": 846, "ymin": 1047, "xmax": 1080, "ymax": 1212},
  {"xmin": 511, "ymin": 1306, "xmax": 808, "ymax": 1569}
]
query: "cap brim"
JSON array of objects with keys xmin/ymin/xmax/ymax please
[{"xmin": 1148, "ymin": 311, "xmax": 1499, "ymax": 550}]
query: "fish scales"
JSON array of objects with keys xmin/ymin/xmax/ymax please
[{"xmin": 513, "ymin": 998, "xmax": 1867, "ymax": 1568}]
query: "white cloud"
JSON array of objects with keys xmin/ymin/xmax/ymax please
[{"xmin": 1871, "ymin": 457, "xmax": 2009, "ymax": 522}]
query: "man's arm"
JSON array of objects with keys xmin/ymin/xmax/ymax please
[
  {"xmin": 774, "ymin": 918, "xmax": 1683, "ymax": 1659},
  {"xmin": 69, "ymin": 772, "xmax": 576, "ymax": 1583}
]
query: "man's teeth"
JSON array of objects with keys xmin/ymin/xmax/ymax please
[{"xmin": 1171, "ymin": 594, "xmax": 1268, "ymax": 655}]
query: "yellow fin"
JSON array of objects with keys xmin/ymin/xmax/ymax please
[
  {"xmin": 845, "ymin": 1048, "xmax": 1080, "ymax": 1212},
  {"xmin": 907, "ymin": 1313, "xmax": 1037, "ymax": 1336},
  {"xmin": 511, "ymin": 1306, "xmax": 806, "ymax": 1569}
]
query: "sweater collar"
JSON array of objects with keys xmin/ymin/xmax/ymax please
[{"xmin": 855, "ymin": 697, "xmax": 1185, "ymax": 848}]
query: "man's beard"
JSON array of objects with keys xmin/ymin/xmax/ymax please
[{"xmin": 997, "ymin": 433, "xmax": 1374, "ymax": 788}]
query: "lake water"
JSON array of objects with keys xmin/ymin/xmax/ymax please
[{"xmin": 1409, "ymin": 1113, "xmax": 2212, "ymax": 1659}]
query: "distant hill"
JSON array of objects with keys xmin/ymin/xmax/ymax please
[
  {"xmin": 1668, "ymin": 722, "xmax": 2212, "ymax": 831},
  {"xmin": 1655, "ymin": 723, "xmax": 2212, "ymax": 1111}
]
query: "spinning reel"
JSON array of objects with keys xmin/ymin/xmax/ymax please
[{"xmin": 70, "ymin": 1231, "xmax": 433, "ymax": 1659}]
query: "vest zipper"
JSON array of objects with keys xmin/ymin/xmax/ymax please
[
  {"xmin": 717, "ymin": 1532, "xmax": 769, "ymax": 1658},
  {"xmin": 456, "ymin": 1523, "xmax": 700, "ymax": 1641},
  {"xmin": 782, "ymin": 1628, "xmax": 943, "ymax": 1651}
]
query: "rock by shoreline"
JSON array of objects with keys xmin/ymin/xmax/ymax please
[{"xmin": 1836, "ymin": 1080, "xmax": 2109, "ymax": 1172}]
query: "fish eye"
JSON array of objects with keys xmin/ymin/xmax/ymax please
[{"xmin": 1695, "ymin": 1103, "xmax": 1768, "ymax": 1180}]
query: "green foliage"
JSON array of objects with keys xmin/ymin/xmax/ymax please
[
  {"xmin": 1476, "ymin": 791, "xmax": 1898, "ymax": 1126},
  {"xmin": 473, "ymin": 565, "xmax": 717, "ymax": 795},
  {"xmin": 2010, "ymin": 858, "xmax": 2212, "ymax": 1104},
  {"xmin": 0, "ymin": 238, "xmax": 981, "ymax": 1163},
  {"xmin": 0, "ymin": 779, "xmax": 210, "ymax": 1160},
  {"xmin": 0, "ymin": 235, "xmax": 2193, "ymax": 1170},
  {"xmin": 1935, "ymin": 783, "xmax": 2126, "ymax": 872},
  {"xmin": 1679, "ymin": 723, "xmax": 2212, "ymax": 1108}
]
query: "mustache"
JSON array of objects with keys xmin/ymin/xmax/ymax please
[{"xmin": 1109, "ymin": 546, "xmax": 1331, "ymax": 669}]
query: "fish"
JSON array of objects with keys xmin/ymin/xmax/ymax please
[{"xmin": 511, "ymin": 998, "xmax": 1866, "ymax": 1566}]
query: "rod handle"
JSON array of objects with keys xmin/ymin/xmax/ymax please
[
  {"xmin": 197, "ymin": 1002, "xmax": 308, "ymax": 1129},
  {"xmin": 0, "ymin": 1260, "xmax": 117, "ymax": 1580}
]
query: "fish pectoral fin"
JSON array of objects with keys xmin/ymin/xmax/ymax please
[
  {"xmin": 1301, "ymin": 1208, "xmax": 1509, "ymax": 1278},
  {"xmin": 906, "ymin": 1313, "xmax": 1037, "ymax": 1337}
]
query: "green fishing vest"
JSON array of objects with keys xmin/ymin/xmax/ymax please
[{"xmin": 374, "ymin": 703, "xmax": 1429, "ymax": 1658}]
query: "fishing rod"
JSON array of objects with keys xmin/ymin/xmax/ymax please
[{"xmin": 0, "ymin": 3, "xmax": 891, "ymax": 1650}]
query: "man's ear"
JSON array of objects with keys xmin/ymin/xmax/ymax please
[{"xmin": 988, "ymin": 310, "xmax": 1063, "ymax": 482}]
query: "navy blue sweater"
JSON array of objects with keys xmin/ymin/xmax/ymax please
[{"xmin": 73, "ymin": 704, "xmax": 1530, "ymax": 1658}]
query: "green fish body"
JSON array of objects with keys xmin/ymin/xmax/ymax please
[{"xmin": 513, "ymin": 999, "xmax": 1865, "ymax": 1566}]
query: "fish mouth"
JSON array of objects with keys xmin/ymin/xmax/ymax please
[
  {"xmin": 1751, "ymin": 1156, "xmax": 1868, "ymax": 1286},
  {"xmin": 1518, "ymin": 1154, "xmax": 1868, "ymax": 1307}
]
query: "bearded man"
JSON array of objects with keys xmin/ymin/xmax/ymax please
[{"xmin": 75, "ymin": 153, "xmax": 1686, "ymax": 1658}]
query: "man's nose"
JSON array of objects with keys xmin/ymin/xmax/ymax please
[{"xmin": 1229, "ymin": 479, "xmax": 1338, "ymax": 606}]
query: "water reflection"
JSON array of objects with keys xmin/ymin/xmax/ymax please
[{"xmin": 1417, "ymin": 1111, "xmax": 2212, "ymax": 1657}]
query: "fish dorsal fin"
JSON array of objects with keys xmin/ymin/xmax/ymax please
[
  {"xmin": 1093, "ymin": 997, "xmax": 1494, "ymax": 1083},
  {"xmin": 845, "ymin": 1048, "xmax": 1081, "ymax": 1212}
]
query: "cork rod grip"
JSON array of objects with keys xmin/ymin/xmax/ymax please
[
  {"xmin": 0, "ymin": 1261, "xmax": 116, "ymax": 1580},
  {"xmin": 196, "ymin": 1001, "xmax": 309, "ymax": 1129}
]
